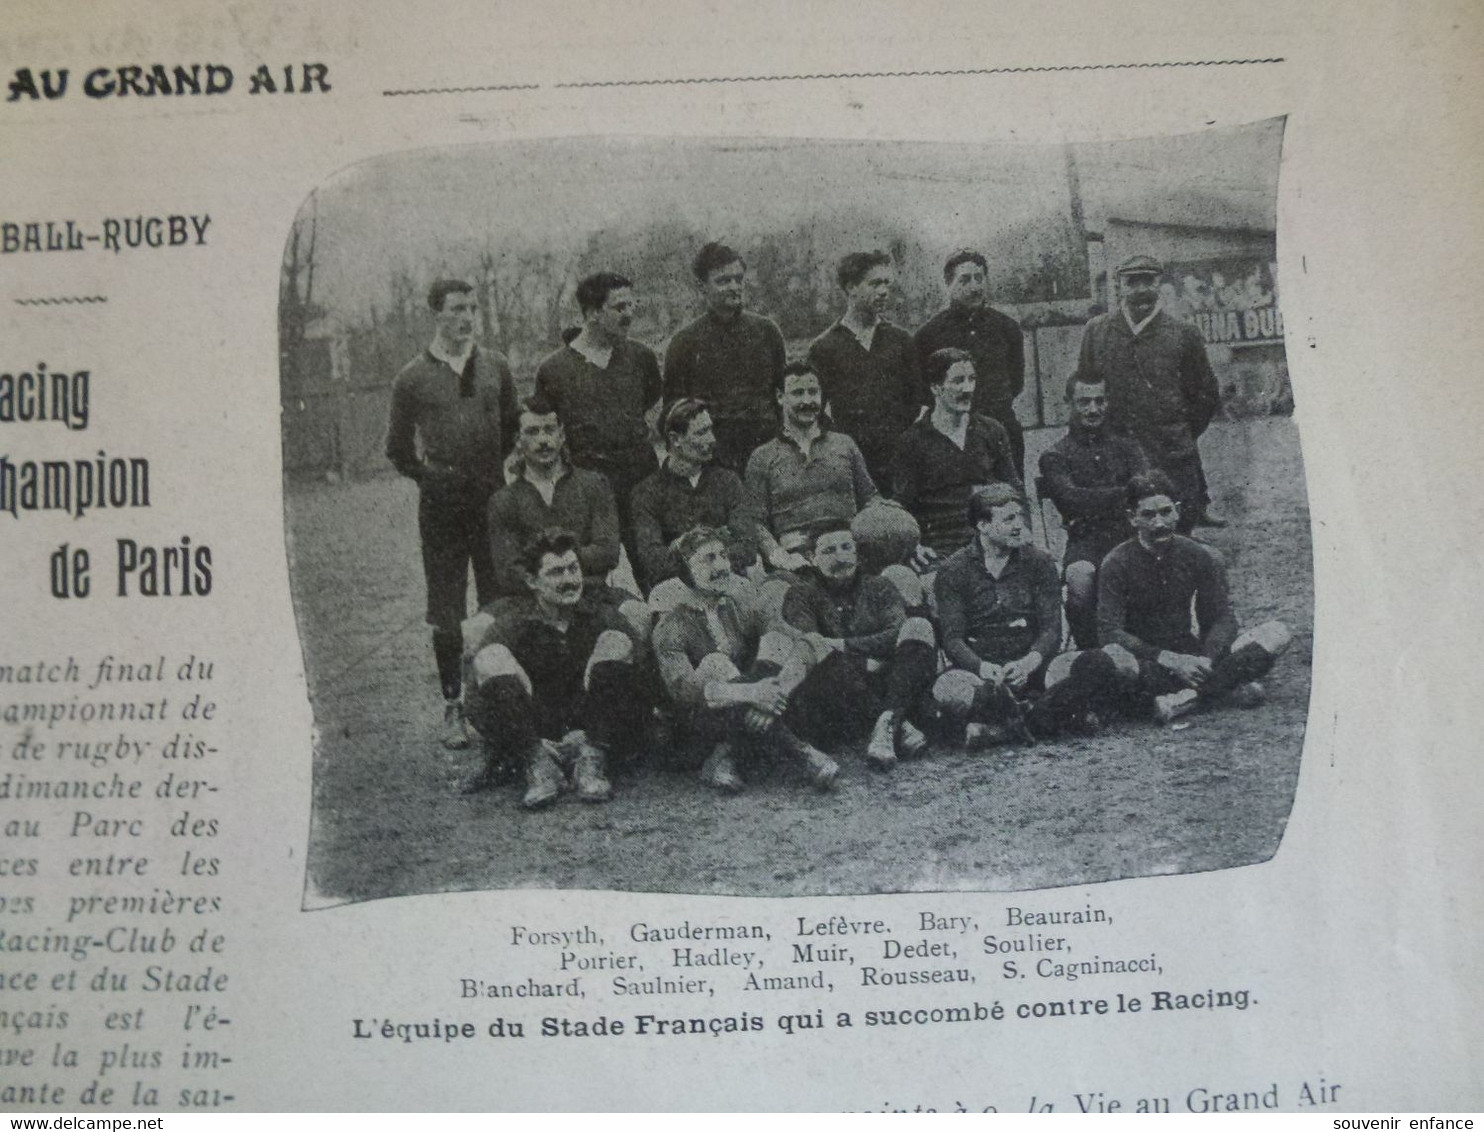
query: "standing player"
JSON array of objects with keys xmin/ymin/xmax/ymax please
[
  {"xmin": 1097, "ymin": 472, "xmax": 1292, "ymax": 723},
  {"xmin": 1073, "ymin": 255, "xmax": 1223, "ymax": 530},
  {"xmin": 807, "ymin": 250, "xmax": 920, "ymax": 488},
  {"xmin": 914, "ymin": 249, "xmax": 1028, "ymax": 477},
  {"xmin": 662, "ymin": 242, "xmax": 787, "ymax": 473},
  {"xmin": 385, "ymin": 278, "xmax": 517, "ymax": 750},
  {"xmin": 461, "ymin": 528, "xmax": 650, "ymax": 806},
  {"xmin": 1038, "ymin": 374, "xmax": 1150, "ymax": 648},
  {"xmin": 534, "ymin": 271, "xmax": 662, "ymax": 562}
]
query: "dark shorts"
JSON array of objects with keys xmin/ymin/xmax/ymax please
[
  {"xmin": 711, "ymin": 417, "xmax": 776, "ymax": 476},
  {"xmin": 418, "ymin": 476, "xmax": 496, "ymax": 633},
  {"xmin": 1063, "ymin": 525, "xmax": 1127, "ymax": 570}
]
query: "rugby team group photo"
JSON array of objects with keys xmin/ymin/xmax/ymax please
[{"xmin": 286, "ymin": 132, "xmax": 1311, "ymax": 901}]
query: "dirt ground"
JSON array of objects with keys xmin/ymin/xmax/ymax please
[{"xmin": 290, "ymin": 416, "xmax": 1312, "ymax": 906}]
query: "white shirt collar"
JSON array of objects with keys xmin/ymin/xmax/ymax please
[
  {"xmin": 429, "ymin": 337, "xmax": 474, "ymax": 374},
  {"xmin": 838, "ymin": 316, "xmax": 878, "ymax": 351},
  {"xmin": 569, "ymin": 334, "xmax": 613, "ymax": 370}
]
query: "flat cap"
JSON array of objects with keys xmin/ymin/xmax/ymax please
[{"xmin": 1116, "ymin": 254, "xmax": 1164, "ymax": 278}]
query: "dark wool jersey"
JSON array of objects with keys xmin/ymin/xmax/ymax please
[
  {"xmin": 807, "ymin": 321, "xmax": 920, "ymax": 483},
  {"xmin": 488, "ymin": 467, "xmax": 620, "ymax": 596},
  {"xmin": 913, "ymin": 303, "xmax": 1026, "ymax": 416},
  {"xmin": 935, "ymin": 541, "xmax": 1062, "ymax": 670},
  {"xmin": 629, "ymin": 461, "xmax": 760, "ymax": 592},
  {"xmin": 662, "ymin": 309, "xmax": 787, "ymax": 424},
  {"xmin": 1097, "ymin": 535, "xmax": 1238, "ymax": 659},
  {"xmin": 781, "ymin": 569, "xmax": 907, "ymax": 661},
  {"xmin": 891, "ymin": 413, "xmax": 1021, "ymax": 555},
  {"xmin": 533, "ymin": 340, "xmax": 662, "ymax": 475},
  {"xmin": 472, "ymin": 595, "xmax": 636, "ymax": 734},
  {"xmin": 385, "ymin": 347, "xmax": 517, "ymax": 487},
  {"xmin": 1038, "ymin": 425, "xmax": 1150, "ymax": 538}
]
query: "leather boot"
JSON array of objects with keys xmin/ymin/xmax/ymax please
[
  {"xmin": 864, "ymin": 711, "xmax": 897, "ymax": 770},
  {"xmin": 897, "ymin": 718, "xmax": 929, "ymax": 759},
  {"xmin": 698, "ymin": 741, "xmax": 744, "ymax": 793},
  {"xmin": 565, "ymin": 730, "xmax": 612, "ymax": 804},
  {"xmin": 521, "ymin": 739, "xmax": 567, "ymax": 810},
  {"xmin": 440, "ymin": 699, "xmax": 471, "ymax": 750},
  {"xmin": 773, "ymin": 723, "xmax": 839, "ymax": 791}
]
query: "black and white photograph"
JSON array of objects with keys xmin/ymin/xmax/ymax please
[{"xmin": 282, "ymin": 121, "xmax": 1312, "ymax": 906}]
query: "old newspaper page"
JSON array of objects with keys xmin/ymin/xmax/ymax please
[{"xmin": 0, "ymin": 0, "xmax": 1480, "ymax": 1113}]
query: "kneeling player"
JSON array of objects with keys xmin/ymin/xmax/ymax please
[
  {"xmin": 461, "ymin": 528, "xmax": 650, "ymax": 808},
  {"xmin": 781, "ymin": 525, "xmax": 937, "ymax": 769},
  {"xmin": 1098, "ymin": 472, "xmax": 1292, "ymax": 723},
  {"xmin": 653, "ymin": 527, "xmax": 839, "ymax": 794},
  {"xmin": 931, "ymin": 484, "xmax": 1121, "ymax": 744}
]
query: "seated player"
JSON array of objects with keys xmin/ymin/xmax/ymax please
[
  {"xmin": 931, "ymin": 484, "xmax": 1120, "ymax": 743},
  {"xmin": 1038, "ymin": 375, "xmax": 1150, "ymax": 648},
  {"xmin": 460, "ymin": 528, "xmax": 650, "ymax": 808},
  {"xmin": 781, "ymin": 525, "xmax": 937, "ymax": 770},
  {"xmin": 744, "ymin": 361, "xmax": 879, "ymax": 571},
  {"xmin": 629, "ymin": 397, "xmax": 760, "ymax": 595},
  {"xmin": 490, "ymin": 395, "xmax": 619, "ymax": 594},
  {"xmin": 652, "ymin": 527, "xmax": 839, "ymax": 794},
  {"xmin": 892, "ymin": 347, "xmax": 1021, "ymax": 563},
  {"xmin": 489, "ymin": 395, "xmax": 648, "ymax": 637},
  {"xmin": 1098, "ymin": 472, "xmax": 1292, "ymax": 723}
]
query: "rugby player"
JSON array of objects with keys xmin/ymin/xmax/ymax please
[
  {"xmin": 932, "ymin": 484, "xmax": 1120, "ymax": 744},
  {"xmin": 744, "ymin": 361, "xmax": 878, "ymax": 572},
  {"xmin": 1038, "ymin": 374, "xmax": 1150, "ymax": 648},
  {"xmin": 461, "ymin": 528, "xmax": 649, "ymax": 807},
  {"xmin": 892, "ymin": 346, "xmax": 1020, "ymax": 562},
  {"xmin": 652, "ymin": 527, "xmax": 839, "ymax": 794},
  {"xmin": 385, "ymin": 278, "xmax": 518, "ymax": 750},
  {"xmin": 1097, "ymin": 472, "xmax": 1292, "ymax": 723},
  {"xmin": 781, "ymin": 525, "xmax": 937, "ymax": 770},
  {"xmin": 662, "ymin": 242, "xmax": 787, "ymax": 473},
  {"xmin": 913, "ymin": 248, "xmax": 1028, "ymax": 477},
  {"xmin": 534, "ymin": 271, "xmax": 662, "ymax": 562},
  {"xmin": 806, "ymin": 250, "xmax": 920, "ymax": 488},
  {"xmin": 629, "ymin": 397, "xmax": 760, "ymax": 596}
]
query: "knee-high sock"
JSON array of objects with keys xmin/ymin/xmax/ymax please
[
  {"xmin": 581, "ymin": 661, "xmax": 647, "ymax": 752},
  {"xmin": 1199, "ymin": 643, "xmax": 1274, "ymax": 701},
  {"xmin": 970, "ymin": 678, "xmax": 1017, "ymax": 723},
  {"xmin": 465, "ymin": 675, "xmax": 536, "ymax": 768},
  {"xmin": 885, "ymin": 639, "xmax": 937, "ymax": 720},
  {"xmin": 432, "ymin": 627, "xmax": 463, "ymax": 701},
  {"xmin": 1028, "ymin": 650, "xmax": 1119, "ymax": 736},
  {"xmin": 1065, "ymin": 598, "xmax": 1099, "ymax": 652}
]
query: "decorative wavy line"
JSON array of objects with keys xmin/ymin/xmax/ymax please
[
  {"xmin": 14, "ymin": 295, "xmax": 108, "ymax": 306},
  {"xmin": 382, "ymin": 83, "xmax": 542, "ymax": 96},
  {"xmin": 554, "ymin": 58, "xmax": 1285, "ymax": 88}
]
